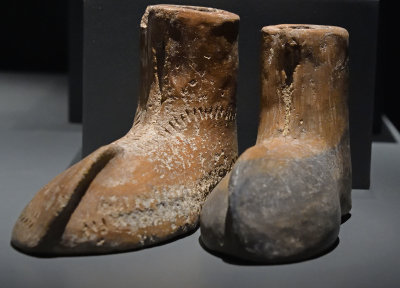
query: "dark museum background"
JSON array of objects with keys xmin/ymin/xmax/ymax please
[
  {"xmin": 1, "ymin": 1, "xmax": 399, "ymax": 287},
  {"xmin": 0, "ymin": 0, "xmax": 395, "ymax": 130}
]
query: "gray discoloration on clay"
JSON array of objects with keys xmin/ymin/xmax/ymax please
[
  {"xmin": 337, "ymin": 132, "xmax": 352, "ymax": 215},
  {"xmin": 226, "ymin": 147, "xmax": 341, "ymax": 262}
]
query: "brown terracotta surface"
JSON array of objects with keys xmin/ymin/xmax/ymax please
[
  {"xmin": 258, "ymin": 24, "xmax": 352, "ymax": 214},
  {"xmin": 200, "ymin": 24, "xmax": 352, "ymax": 263},
  {"xmin": 12, "ymin": 5, "xmax": 239, "ymax": 255},
  {"xmin": 259, "ymin": 25, "xmax": 349, "ymax": 147}
]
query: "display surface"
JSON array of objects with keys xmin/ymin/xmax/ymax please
[
  {"xmin": 11, "ymin": 5, "xmax": 240, "ymax": 256},
  {"xmin": 1, "ymin": 73, "xmax": 399, "ymax": 288},
  {"xmin": 201, "ymin": 24, "xmax": 352, "ymax": 263}
]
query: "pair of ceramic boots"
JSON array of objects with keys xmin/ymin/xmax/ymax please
[{"xmin": 12, "ymin": 5, "xmax": 351, "ymax": 263}]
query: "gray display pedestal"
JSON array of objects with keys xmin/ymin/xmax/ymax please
[{"xmin": 0, "ymin": 74, "xmax": 399, "ymax": 287}]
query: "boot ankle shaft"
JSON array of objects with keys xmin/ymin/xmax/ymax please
[
  {"xmin": 136, "ymin": 5, "xmax": 239, "ymax": 124},
  {"xmin": 258, "ymin": 25, "xmax": 349, "ymax": 146}
]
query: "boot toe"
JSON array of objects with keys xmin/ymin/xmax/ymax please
[
  {"xmin": 226, "ymin": 149, "xmax": 341, "ymax": 263},
  {"xmin": 11, "ymin": 145, "xmax": 118, "ymax": 256},
  {"xmin": 200, "ymin": 173, "xmax": 230, "ymax": 252}
]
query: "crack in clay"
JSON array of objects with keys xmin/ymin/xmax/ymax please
[
  {"xmin": 281, "ymin": 83, "xmax": 294, "ymax": 136},
  {"xmin": 280, "ymin": 42, "xmax": 301, "ymax": 136}
]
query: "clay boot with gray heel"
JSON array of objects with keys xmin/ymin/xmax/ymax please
[{"xmin": 200, "ymin": 24, "xmax": 352, "ymax": 263}]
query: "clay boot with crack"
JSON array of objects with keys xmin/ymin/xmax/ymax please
[
  {"xmin": 200, "ymin": 24, "xmax": 352, "ymax": 263},
  {"xmin": 12, "ymin": 5, "xmax": 240, "ymax": 256}
]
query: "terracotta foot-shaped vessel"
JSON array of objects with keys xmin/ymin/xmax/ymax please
[
  {"xmin": 12, "ymin": 5, "xmax": 239, "ymax": 256},
  {"xmin": 200, "ymin": 24, "xmax": 352, "ymax": 263}
]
